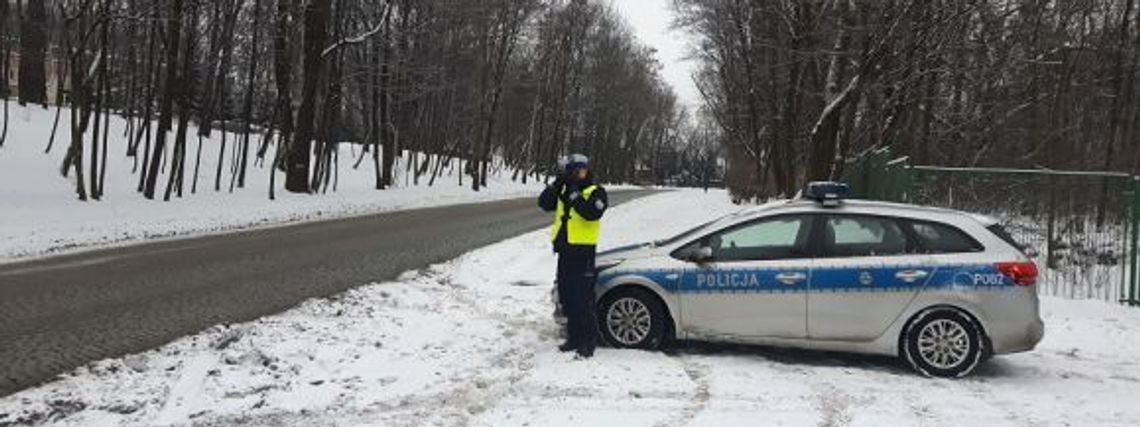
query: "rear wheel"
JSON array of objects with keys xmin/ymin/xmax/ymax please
[
  {"xmin": 598, "ymin": 288, "xmax": 669, "ymax": 350},
  {"xmin": 902, "ymin": 308, "xmax": 986, "ymax": 378}
]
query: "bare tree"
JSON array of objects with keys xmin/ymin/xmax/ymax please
[
  {"xmin": 678, "ymin": 0, "xmax": 1140, "ymax": 199},
  {"xmin": 5, "ymin": 0, "xmax": 687, "ymax": 201}
]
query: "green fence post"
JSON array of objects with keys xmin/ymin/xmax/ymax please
[
  {"xmin": 869, "ymin": 149, "xmax": 885, "ymax": 200},
  {"xmin": 885, "ymin": 155, "xmax": 911, "ymax": 203},
  {"xmin": 903, "ymin": 165, "xmax": 916, "ymax": 203},
  {"xmin": 1131, "ymin": 176, "xmax": 1140, "ymax": 305},
  {"xmin": 1124, "ymin": 184, "xmax": 1132, "ymax": 304}
]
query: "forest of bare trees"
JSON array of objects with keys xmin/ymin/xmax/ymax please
[
  {"xmin": 677, "ymin": 0, "xmax": 1140, "ymax": 199},
  {"xmin": 0, "ymin": 0, "xmax": 688, "ymax": 201}
]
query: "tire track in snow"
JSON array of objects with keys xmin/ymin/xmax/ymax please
[
  {"xmin": 189, "ymin": 267, "xmax": 543, "ymax": 427},
  {"xmin": 655, "ymin": 359, "xmax": 711, "ymax": 427},
  {"xmin": 345, "ymin": 269, "xmax": 546, "ymax": 426},
  {"xmin": 153, "ymin": 354, "xmax": 215, "ymax": 425},
  {"xmin": 812, "ymin": 384, "xmax": 853, "ymax": 427}
]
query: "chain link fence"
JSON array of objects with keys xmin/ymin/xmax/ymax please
[{"xmin": 843, "ymin": 149, "xmax": 1139, "ymax": 305}]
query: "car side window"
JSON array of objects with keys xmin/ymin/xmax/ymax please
[
  {"xmin": 822, "ymin": 215, "xmax": 908, "ymax": 258},
  {"xmin": 909, "ymin": 221, "xmax": 984, "ymax": 254},
  {"xmin": 699, "ymin": 216, "xmax": 810, "ymax": 262}
]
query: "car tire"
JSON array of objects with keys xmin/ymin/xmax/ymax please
[
  {"xmin": 902, "ymin": 307, "xmax": 986, "ymax": 378},
  {"xmin": 598, "ymin": 288, "xmax": 669, "ymax": 350}
]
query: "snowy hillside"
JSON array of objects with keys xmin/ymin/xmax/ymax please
[
  {"xmin": 2, "ymin": 190, "xmax": 1137, "ymax": 427},
  {"xmin": 0, "ymin": 105, "xmax": 545, "ymax": 260}
]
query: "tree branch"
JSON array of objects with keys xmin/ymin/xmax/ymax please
[{"xmin": 321, "ymin": 5, "xmax": 391, "ymax": 58}]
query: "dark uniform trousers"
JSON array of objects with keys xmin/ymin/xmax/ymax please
[{"xmin": 557, "ymin": 245, "xmax": 597, "ymax": 349}]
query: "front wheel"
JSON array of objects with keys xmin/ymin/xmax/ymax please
[
  {"xmin": 902, "ymin": 308, "xmax": 986, "ymax": 378},
  {"xmin": 598, "ymin": 288, "xmax": 669, "ymax": 350}
]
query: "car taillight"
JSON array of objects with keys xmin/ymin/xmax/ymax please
[{"xmin": 996, "ymin": 261, "xmax": 1038, "ymax": 286}]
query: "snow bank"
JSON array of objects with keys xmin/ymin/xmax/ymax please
[
  {"xmin": 2, "ymin": 189, "xmax": 1139, "ymax": 427},
  {"xmin": 0, "ymin": 104, "xmax": 545, "ymax": 261}
]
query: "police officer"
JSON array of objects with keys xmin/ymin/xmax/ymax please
[{"xmin": 538, "ymin": 154, "xmax": 608, "ymax": 358}]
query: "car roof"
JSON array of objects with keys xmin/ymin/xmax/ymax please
[
  {"xmin": 734, "ymin": 198, "xmax": 998, "ymax": 226},
  {"xmin": 654, "ymin": 197, "xmax": 999, "ymax": 251}
]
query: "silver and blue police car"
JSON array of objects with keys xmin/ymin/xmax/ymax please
[{"xmin": 594, "ymin": 182, "xmax": 1043, "ymax": 377}]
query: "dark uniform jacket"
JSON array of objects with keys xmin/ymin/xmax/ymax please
[{"xmin": 538, "ymin": 178, "xmax": 608, "ymax": 253}]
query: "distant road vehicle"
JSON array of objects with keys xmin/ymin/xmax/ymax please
[{"xmin": 594, "ymin": 182, "xmax": 1043, "ymax": 377}]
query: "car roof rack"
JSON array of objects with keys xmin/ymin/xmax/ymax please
[{"xmin": 803, "ymin": 181, "xmax": 849, "ymax": 208}]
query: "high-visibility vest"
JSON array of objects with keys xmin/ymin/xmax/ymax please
[{"xmin": 551, "ymin": 184, "xmax": 601, "ymax": 246}]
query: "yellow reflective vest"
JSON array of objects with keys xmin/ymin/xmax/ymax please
[{"xmin": 551, "ymin": 184, "xmax": 601, "ymax": 246}]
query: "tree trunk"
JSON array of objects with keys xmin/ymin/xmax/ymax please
[
  {"xmin": 272, "ymin": 0, "xmax": 297, "ymax": 198},
  {"xmin": 286, "ymin": 0, "xmax": 333, "ymax": 193},
  {"xmin": 238, "ymin": 0, "xmax": 266, "ymax": 189},
  {"xmin": 18, "ymin": 0, "xmax": 48, "ymax": 105},
  {"xmin": 144, "ymin": 0, "xmax": 185, "ymax": 199},
  {"xmin": 379, "ymin": 7, "xmax": 395, "ymax": 189},
  {"xmin": 165, "ymin": 0, "xmax": 199, "ymax": 201}
]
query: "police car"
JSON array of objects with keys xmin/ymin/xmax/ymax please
[{"xmin": 594, "ymin": 182, "xmax": 1044, "ymax": 377}]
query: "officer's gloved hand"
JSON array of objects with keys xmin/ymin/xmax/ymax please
[
  {"xmin": 551, "ymin": 173, "xmax": 566, "ymax": 191},
  {"xmin": 563, "ymin": 180, "xmax": 582, "ymax": 203}
]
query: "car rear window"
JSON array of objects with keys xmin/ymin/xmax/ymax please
[
  {"xmin": 986, "ymin": 224, "xmax": 1027, "ymax": 254},
  {"xmin": 908, "ymin": 221, "xmax": 984, "ymax": 254}
]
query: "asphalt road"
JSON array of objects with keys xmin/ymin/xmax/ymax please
[{"xmin": 0, "ymin": 190, "xmax": 659, "ymax": 397}]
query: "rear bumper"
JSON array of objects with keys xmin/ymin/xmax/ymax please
[{"xmin": 992, "ymin": 318, "xmax": 1044, "ymax": 354}]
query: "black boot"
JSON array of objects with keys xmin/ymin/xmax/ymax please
[
  {"xmin": 575, "ymin": 344, "xmax": 594, "ymax": 358},
  {"xmin": 558, "ymin": 341, "xmax": 577, "ymax": 352}
]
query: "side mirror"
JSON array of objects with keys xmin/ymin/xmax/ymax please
[{"xmin": 689, "ymin": 246, "xmax": 713, "ymax": 263}]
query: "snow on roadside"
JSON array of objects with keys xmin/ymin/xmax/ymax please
[
  {"xmin": 0, "ymin": 189, "xmax": 735, "ymax": 427},
  {"xmin": 3, "ymin": 189, "xmax": 1140, "ymax": 427},
  {"xmin": 0, "ymin": 104, "xmax": 547, "ymax": 261}
]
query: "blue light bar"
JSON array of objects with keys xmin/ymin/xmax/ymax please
[{"xmin": 805, "ymin": 181, "xmax": 850, "ymax": 207}]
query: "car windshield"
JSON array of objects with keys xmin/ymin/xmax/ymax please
[{"xmin": 653, "ymin": 214, "xmax": 733, "ymax": 247}]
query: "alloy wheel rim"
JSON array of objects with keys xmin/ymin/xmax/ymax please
[
  {"xmin": 606, "ymin": 297, "xmax": 652, "ymax": 345},
  {"xmin": 917, "ymin": 319, "xmax": 971, "ymax": 369}
]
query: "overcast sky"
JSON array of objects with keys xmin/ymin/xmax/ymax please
[{"xmin": 610, "ymin": 0, "xmax": 701, "ymax": 113}]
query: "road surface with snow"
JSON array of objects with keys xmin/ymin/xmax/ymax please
[
  {"xmin": 0, "ymin": 104, "xmax": 566, "ymax": 261},
  {"xmin": 2, "ymin": 190, "xmax": 1139, "ymax": 427},
  {"xmin": 0, "ymin": 190, "xmax": 658, "ymax": 397}
]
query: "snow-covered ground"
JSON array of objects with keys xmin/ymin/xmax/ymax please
[
  {"xmin": 0, "ymin": 105, "xmax": 545, "ymax": 261},
  {"xmin": 2, "ymin": 189, "xmax": 1139, "ymax": 427}
]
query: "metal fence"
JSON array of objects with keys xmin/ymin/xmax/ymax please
[{"xmin": 843, "ymin": 149, "xmax": 1140, "ymax": 305}]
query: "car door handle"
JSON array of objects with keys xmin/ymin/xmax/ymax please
[
  {"xmin": 895, "ymin": 269, "xmax": 929, "ymax": 283},
  {"xmin": 775, "ymin": 272, "xmax": 807, "ymax": 285}
]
